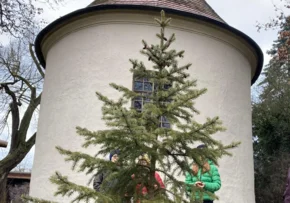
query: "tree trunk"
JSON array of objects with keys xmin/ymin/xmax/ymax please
[
  {"xmin": 0, "ymin": 172, "xmax": 8, "ymax": 203},
  {"xmin": 0, "ymin": 134, "xmax": 36, "ymax": 202},
  {"xmin": 0, "ymin": 151, "xmax": 29, "ymax": 202}
]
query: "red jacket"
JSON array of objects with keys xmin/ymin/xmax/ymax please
[
  {"xmin": 136, "ymin": 172, "xmax": 165, "ymax": 195},
  {"xmin": 284, "ymin": 169, "xmax": 290, "ymax": 203}
]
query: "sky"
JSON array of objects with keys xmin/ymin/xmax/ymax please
[
  {"xmin": 0, "ymin": 0, "xmax": 287, "ymax": 169},
  {"xmin": 208, "ymin": 0, "xmax": 284, "ymax": 65}
]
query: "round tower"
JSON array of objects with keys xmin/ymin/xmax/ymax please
[{"xmin": 30, "ymin": 0, "xmax": 263, "ymax": 202}]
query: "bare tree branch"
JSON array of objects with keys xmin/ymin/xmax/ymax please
[
  {"xmin": 0, "ymin": 0, "xmax": 66, "ymax": 37},
  {"xmin": 14, "ymin": 74, "xmax": 35, "ymax": 92},
  {"xmin": 0, "ymin": 37, "xmax": 44, "ymax": 202},
  {"xmin": 0, "ymin": 82, "xmax": 21, "ymax": 152}
]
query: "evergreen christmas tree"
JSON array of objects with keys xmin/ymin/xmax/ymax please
[{"xmin": 25, "ymin": 11, "xmax": 239, "ymax": 203}]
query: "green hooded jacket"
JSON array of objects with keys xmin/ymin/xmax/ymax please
[{"xmin": 185, "ymin": 161, "xmax": 221, "ymax": 200}]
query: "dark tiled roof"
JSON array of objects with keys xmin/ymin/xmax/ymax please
[{"xmin": 88, "ymin": 0, "xmax": 225, "ymax": 23}]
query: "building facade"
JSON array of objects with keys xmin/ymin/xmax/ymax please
[{"xmin": 30, "ymin": 1, "xmax": 263, "ymax": 202}]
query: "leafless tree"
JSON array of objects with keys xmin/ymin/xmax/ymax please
[
  {"xmin": 0, "ymin": 0, "xmax": 66, "ymax": 37},
  {"xmin": 0, "ymin": 37, "xmax": 44, "ymax": 202}
]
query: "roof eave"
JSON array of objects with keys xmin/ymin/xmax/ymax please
[{"xmin": 35, "ymin": 4, "xmax": 263, "ymax": 85}]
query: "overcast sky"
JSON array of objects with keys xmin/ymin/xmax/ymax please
[{"xmin": 0, "ymin": 0, "xmax": 287, "ymax": 169}]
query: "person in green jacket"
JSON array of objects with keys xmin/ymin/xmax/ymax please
[{"xmin": 185, "ymin": 145, "xmax": 221, "ymax": 203}]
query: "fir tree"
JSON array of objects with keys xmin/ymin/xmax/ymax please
[{"xmin": 25, "ymin": 11, "xmax": 239, "ymax": 203}]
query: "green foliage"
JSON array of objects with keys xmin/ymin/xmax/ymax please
[
  {"xmin": 26, "ymin": 11, "xmax": 239, "ymax": 203},
  {"xmin": 253, "ymin": 24, "xmax": 290, "ymax": 158},
  {"xmin": 253, "ymin": 16, "xmax": 290, "ymax": 203}
]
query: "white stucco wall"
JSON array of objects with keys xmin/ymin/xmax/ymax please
[{"xmin": 30, "ymin": 10, "xmax": 258, "ymax": 202}]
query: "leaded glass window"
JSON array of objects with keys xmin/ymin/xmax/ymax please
[
  {"xmin": 133, "ymin": 78, "xmax": 154, "ymax": 92},
  {"xmin": 160, "ymin": 116, "xmax": 171, "ymax": 128},
  {"xmin": 133, "ymin": 96, "xmax": 151, "ymax": 111},
  {"xmin": 132, "ymin": 76, "xmax": 171, "ymax": 128}
]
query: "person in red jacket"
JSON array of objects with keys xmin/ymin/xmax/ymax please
[
  {"xmin": 132, "ymin": 154, "xmax": 165, "ymax": 201},
  {"xmin": 284, "ymin": 168, "xmax": 290, "ymax": 203}
]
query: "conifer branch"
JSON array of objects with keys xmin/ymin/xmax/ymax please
[
  {"xmin": 22, "ymin": 195, "xmax": 58, "ymax": 203},
  {"xmin": 50, "ymin": 172, "xmax": 101, "ymax": 202}
]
